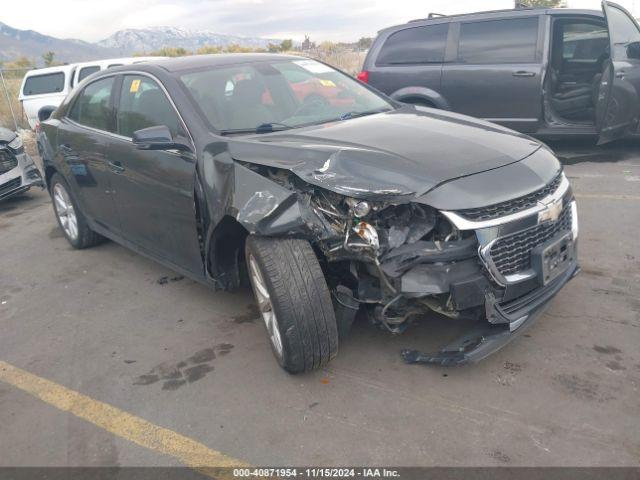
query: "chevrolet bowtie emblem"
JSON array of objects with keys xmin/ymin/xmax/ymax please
[{"xmin": 538, "ymin": 198, "xmax": 563, "ymax": 224}]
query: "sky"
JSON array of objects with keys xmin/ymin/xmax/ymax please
[{"xmin": 2, "ymin": 0, "xmax": 638, "ymax": 43}]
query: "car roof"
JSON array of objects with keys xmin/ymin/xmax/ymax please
[
  {"xmin": 114, "ymin": 53, "xmax": 305, "ymax": 73},
  {"xmin": 24, "ymin": 64, "xmax": 78, "ymax": 77},
  {"xmin": 381, "ymin": 7, "xmax": 604, "ymax": 33}
]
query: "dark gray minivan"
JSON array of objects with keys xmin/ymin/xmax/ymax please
[{"xmin": 359, "ymin": 2, "xmax": 640, "ymax": 144}]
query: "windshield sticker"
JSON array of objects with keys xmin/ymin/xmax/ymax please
[
  {"xmin": 294, "ymin": 60, "xmax": 334, "ymax": 74},
  {"xmin": 319, "ymin": 79, "xmax": 336, "ymax": 87},
  {"xmin": 130, "ymin": 79, "xmax": 141, "ymax": 93}
]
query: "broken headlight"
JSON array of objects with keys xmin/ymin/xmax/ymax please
[{"xmin": 7, "ymin": 134, "xmax": 23, "ymax": 153}]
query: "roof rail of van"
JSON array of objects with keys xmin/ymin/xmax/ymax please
[{"xmin": 408, "ymin": 7, "xmax": 539, "ymax": 23}]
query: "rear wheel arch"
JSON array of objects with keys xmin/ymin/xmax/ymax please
[{"xmin": 390, "ymin": 86, "xmax": 450, "ymax": 110}]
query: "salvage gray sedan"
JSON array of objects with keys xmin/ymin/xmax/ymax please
[
  {"xmin": 38, "ymin": 54, "xmax": 579, "ymax": 373},
  {"xmin": 0, "ymin": 128, "xmax": 43, "ymax": 200}
]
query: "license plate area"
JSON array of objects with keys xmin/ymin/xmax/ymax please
[{"xmin": 532, "ymin": 232, "xmax": 575, "ymax": 285}]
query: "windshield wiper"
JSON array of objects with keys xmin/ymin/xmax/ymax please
[
  {"xmin": 219, "ymin": 122, "xmax": 293, "ymax": 136},
  {"xmin": 255, "ymin": 122, "xmax": 293, "ymax": 134},
  {"xmin": 338, "ymin": 108, "xmax": 391, "ymax": 121}
]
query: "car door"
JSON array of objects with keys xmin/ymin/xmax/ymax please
[
  {"xmin": 440, "ymin": 15, "xmax": 545, "ymax": 132},
  {"xmin": 106, "ymin": 73, "xmax": 203, "ymax": 274},
  {"xmin": 56, "ymin": 75, "xmax": 121, "ymax": 233},
  {"xmin": 595, "ymin": 1, "xmax": 640, "ymax": 144}
]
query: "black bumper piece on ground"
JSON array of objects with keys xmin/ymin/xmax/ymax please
[{"xmin": 401, "ymin": 262, "xmax": 580, "ymax": 366}]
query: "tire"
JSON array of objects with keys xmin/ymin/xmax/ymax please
[
  {"xmin": 50, "ymin": 173, "xmax": 103, "ymax": 249},
  {"xmin": 245, "ymin": 236, "xmax": 339, "ymax": 373}
]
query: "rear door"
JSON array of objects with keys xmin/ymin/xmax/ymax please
[
  {"xmin": 57, "ymin": 75, "xmax": 120, "ymax": 232},
  {"xmin": 367, "ymin": 22, "xmax": 449, "ymax": 105},
  {"xmin": 107, "ymin": 73, "xmax": 203, "ymax": 274},
  {"xmin": 596, "ymin": 1, "xmax": 640, "ymax": 144},
  {"xmin": 441, "ymin": 15, "xmax": 545, "ymax": 132}
]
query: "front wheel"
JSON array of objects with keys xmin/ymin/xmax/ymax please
[{"xmin": 245, "ymin": 236, "xmax": 339, "ymax": 373}]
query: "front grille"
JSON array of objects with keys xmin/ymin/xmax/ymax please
[
  {"xmin": 0, "ymin": 149, "xmax": 18, "ymax": 175},
  {"xmin": 457, "ymin": 171, "xmax": 563, "ymax": 221},
  {"xmin": 489, "ymin": 204, "xmax": 572, "ymax": 276},
  {"xmin": 0, "ymin": 177, "xmax": 22, "ymax": 197}
]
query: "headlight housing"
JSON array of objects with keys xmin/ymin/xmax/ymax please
[{"xmin": 7, "ymin": 135, "xmax": 23, "ymax": 152}]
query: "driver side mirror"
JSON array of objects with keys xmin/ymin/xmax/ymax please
[
  {"xmin": 132, "ymin": 125, "xmax": 189, "ymax": 152},
  {"xmin": 38, "ymin": 105, "xmax": 57, "ymax": 122},
  {"xmin": 627, "ymin": 41, "xmax": 640, "ymax": 60}
]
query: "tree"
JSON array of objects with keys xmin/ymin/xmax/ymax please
[
  {"xmin": 267, "ymin": 42, "xmax": 280, "ymax": 53},
  {"xmin": 516, "ymin": 0, "xmax": 563, "ymax": 7},
  {"xmin": 279, "ymin": 39, "xmax": 293, "ymax": 52},
  {"xmin": 42, "ymin": 51, "xmax": 56, "ymax": 67},
  {"xmin": 356, "ymin": 37, "xmax": 373, "ymax": 50}
]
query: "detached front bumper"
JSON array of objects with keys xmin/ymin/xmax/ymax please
[
  {"xmin": 402, "ymin": 260, "xmax": 580, "ymax": 366},
  {"xmin": 0, "ymin": 151, "xmax": 44, "ymax": 201}
]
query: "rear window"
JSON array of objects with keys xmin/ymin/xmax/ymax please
[
  {"xmin": 376, "ymin": 24, "xmax": 448, "ymax": 65},
  {"xmin": 68, "ymin": 76, "xmax": 115, "ymax": 131},
  {"xmin": 78, "ymin": 66, "xmax": 101, "ymax": 83},
  {"xmin": 458, "ymin": 17, "xmax": 539, "ymax": 64},
  {"xmin": 22, "ymin": 72, "xmax": 65, "ymax": 96}
]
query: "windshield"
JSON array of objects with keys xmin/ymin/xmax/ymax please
[{"xmin": 179, "ymin": 59, "xmax": 393, "ymax": 133}]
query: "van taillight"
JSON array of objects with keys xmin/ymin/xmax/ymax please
[{"xmin": 356, "ymin": 71, "xmax": 369, "ymax": 84}]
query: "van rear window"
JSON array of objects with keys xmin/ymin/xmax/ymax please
[
  {"xmin": 376, "ymin": 24, "xmax": 449, "ymax": 65},
  {"xmin": 22, "ymin": 72, "xmax": 65, "ymax": 96}
]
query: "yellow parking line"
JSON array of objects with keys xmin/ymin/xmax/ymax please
[
  {"xmin": 575, "ymin": 193, "xmax": 640, "ymax": 201},
  {"xmin": 0, "ymin": 360, "xmax": 246, "ymax": 475}
]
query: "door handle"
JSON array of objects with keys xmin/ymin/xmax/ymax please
[
  {"xmin": 108, "ymin": 160, "xmax": 125, "ymax": 174},
  {"xmin": 513, "ymin": 71, "xmax": 536, "ymax": 77}
]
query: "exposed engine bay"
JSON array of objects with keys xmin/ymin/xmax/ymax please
[
  {"xmin": 238, "ymin": 163, "xmax": 491, "ymax": 341},
  {"xmin": 222, "ymin": 151, "xmax": 579, "ymax": 366}
]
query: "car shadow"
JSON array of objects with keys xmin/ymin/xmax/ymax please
[{"xmin": 546, "ymin": 138, "xmax": 640, "ymax": 165}]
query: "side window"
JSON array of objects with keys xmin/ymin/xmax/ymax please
[
  {"xmin": 22, "ymin": 72, "xmax": 65, "ymax": 96},
  {"xmin": 68, "ymin": 76, "xmax": 115, "ymax": 131},
  {"xmin": 117, "ymin": 76, "xmax": 181, "ymax": 138},
  {"xmin": 376, "ymin": 24, "xmax": 449, "ymax": 65},
  {"xmin": 562, "ymin": 23, "xmax": 609, "ymax": 61},
  {"xmin": 458, "ymin": 17, "xmax": 539, "ymax": 64},
  {"xmin": 78, "ymin": 66, "xmax": 101, "ymax": 83},
  {"xmin": 607, "ymin": 6, "xmax": 640, "ymax": 60}
]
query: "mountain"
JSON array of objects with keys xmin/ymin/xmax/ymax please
[
  {"xmin": 0, "ymin": 22, "xmax": 283, "ymax": 65},
  {"xmin": 0, "ymin": 22, "xmax": 118, "ymax": 63},
  {"xmin": 97, "ymin": 26, "xmax": 282, "ymax": 55}
]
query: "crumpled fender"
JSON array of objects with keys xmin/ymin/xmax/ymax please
[{"xmin": 232, "ymin": 162, "xmax": 336, "ymax": 239}]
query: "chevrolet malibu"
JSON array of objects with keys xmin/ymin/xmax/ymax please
[{"xmin": 39, "ymin": 54, "xmax": 579, "ymax": 373}]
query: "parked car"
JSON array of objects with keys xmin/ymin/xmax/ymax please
[
  {"xmin": 358, "ymin": 1, "xmax": 640, "ymax": 144},
  {"xmin": 0, "ymin": 128, "xmax": 43, "ymax": 200},
  {"xmin": 38, "ymin": 54, "xmax": 579, "ymax": 372},
  {"xmin": 19, "ymin": 64, "xmax": 77, "ymax": 130},
  {"xmin": 19, "ymin": 57, "xmax": 162, "ymax": 129}
]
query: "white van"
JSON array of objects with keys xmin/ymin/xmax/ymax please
[
  {"xmin": 69, "ymin": 57, "xmax": 163, "ymax": 89},
  {"xmin": 18, "ymin": 64, "xmax": 77, "ymax": 129},
  {"xmin": 19, "ymin": 57, "xmax": 163, "ymax": 129}
]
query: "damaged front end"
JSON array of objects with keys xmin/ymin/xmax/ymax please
[
  {"xmin": 230, "ymin": 150, "xmax": 578, "ymax": 365},
  {"xmin": 0, "ymin": 129, "xmax": 44, "ymax": 201}
]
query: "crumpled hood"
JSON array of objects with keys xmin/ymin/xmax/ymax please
[{"xmin": 228, "ymin": 106, "xmax": 541, "ymax": 198}]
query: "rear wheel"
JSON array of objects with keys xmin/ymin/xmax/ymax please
[
  {"xmin": 245, "ymin": 236, "xmax": 339, "ymax": 373},
  {"xmin": 50, "ymin": 173, "xmax": 103, "ymax": 249}
]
